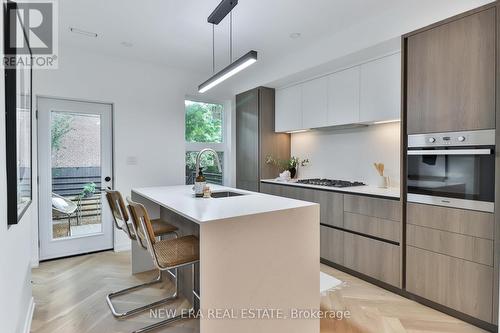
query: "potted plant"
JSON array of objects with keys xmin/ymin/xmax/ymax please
[
  {"xmin": 265, "ymin": 155, "xmax": 310, "ymax": 179},
  {"xmin": 79, "ymin": 182, "xmax": 97, "ymax": 198}
]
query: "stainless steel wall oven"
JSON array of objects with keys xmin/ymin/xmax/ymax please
[{"xmin": 407, "ymin": 130, "xmax": 495, "ymax": 212}]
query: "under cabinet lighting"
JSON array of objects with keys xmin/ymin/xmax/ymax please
[
  {"xmin": 373, "ymin": 119, "xmax": 400, "ymax": 125},
  {"xmin": 198, "ymin": 50, "xmax": 257, "ymax": 93},
  {"xmin": 286, "ymin": 129, "xmax": 309, "ymax": 134}
]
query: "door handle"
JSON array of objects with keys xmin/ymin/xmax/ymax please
[
  {"xmin": 407, "ymin": 149, "xmax": 491, "ymax": 156},
  {"xmin": 105, "ymin": 176, "xmax": 111, "ymax": 182}
]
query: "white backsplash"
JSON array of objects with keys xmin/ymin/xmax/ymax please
[{"xmin": 291, "ymin": 122, "xmax": 400, "ymax": 187}]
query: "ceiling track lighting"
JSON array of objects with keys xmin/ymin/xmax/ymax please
[{"xmin": 198, "ymin": 0, "xmax": 258, "ymax": 93}]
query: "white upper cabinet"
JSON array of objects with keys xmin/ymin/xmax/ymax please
[
  {"xmin": 360, "ymin": 53, "xmax": 401, "ymax": 123},
  {"xmin": 327, "ymin": 67, "xmax": 360, "ymax": 125},
  {"xmin": 275, "ymin": 85, "xmax": 302, "ymax": 132},
  {"xmin": 275, "ymin": 52, "xmax": 401, "ymax": 132},
  {"xmin": 302, "ymin": 77, "xmax": 328, "ymax": 129}
]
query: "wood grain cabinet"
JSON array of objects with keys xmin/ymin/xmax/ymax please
[
  {"xmin": 303, "ymin": 189, "xmax": 344, "ymax": 228},
  {"xmin": 344, "ymin": 212, "xmax": 400, "ymax": 243},
  {"xmin": 342, "ymin": 195, "xmax": 401, "ymax": 287},
  {"xmin": 407, "ymin": 246, "xmax": 493, "ymax": 323},
  {"xmin": 260, "ymin": 182, "xmax": 282, "ymax": 197},
  {"xmin": 406, "ymin": 203, "xmax": 495, "ymax": 323},
  {"xmin": 344, "ymin": 194, "xmax": 401, "ymax": 222},
  {"xmin": 344, "ymin": 232, "xmax": 400, "ymax": 287},
  {"xmin": 406, "ymin": 7, "xmax": 496, "ymax": 134},
  {"xmin": 407, "ymin": 203, "xmax": 494, "ymax": 240},
  {"xmin": 260, "ymin": 182, "xmax": 402, "ymax": 286},
  {"xmin": 407, "ymin": 224, "xmax": 493, "ymax": 266},
  {"xmin": 260, "ymin": 184, "xmax": 343, "ymax": 227},
  {"xmin": 320, "ymin": 225, "xmax": 344, "ymax": 265},
  {"xmin": 236, "ymin": 87, "xmax": 290, "ymax": 192}
]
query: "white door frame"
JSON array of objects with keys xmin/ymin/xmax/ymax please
[{"xmin": 37, "ymin": 96, "xmax": 114, "ymax": 260}]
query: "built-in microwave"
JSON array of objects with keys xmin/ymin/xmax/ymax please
[{"xmin": 407, "ymin": 130, "xmax": 495, "ymax": 213}]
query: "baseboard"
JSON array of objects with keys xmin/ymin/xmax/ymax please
[
  {"xmin": 113, "ymin": 242, "xmax": 131, "ymax": 252},
  {"xmin": 22, "ymin": 297, "xmax": 35, "ymax": 333}
]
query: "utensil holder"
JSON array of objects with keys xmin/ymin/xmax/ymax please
[{"xmin": 377, "ymin": 176, "xmax": 389, "ymax": 189}]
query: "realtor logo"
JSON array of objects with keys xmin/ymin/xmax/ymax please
[{"xmin": 4, "ymin": 0, "xmax": 58, "ymax": 69}]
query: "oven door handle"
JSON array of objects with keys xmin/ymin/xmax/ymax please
[{"xmin": 408, "ymin": 149, "xmax": 492, "ymax": 156}]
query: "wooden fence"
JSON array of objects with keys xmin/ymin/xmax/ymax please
[{"xmin": 52, "ymin": 167, "xmax": 102, "ymax": 224}]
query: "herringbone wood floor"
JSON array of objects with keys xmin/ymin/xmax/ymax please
[{"xmin": 31, "ymin": 251, "xmax": 486, "ymax": 333}]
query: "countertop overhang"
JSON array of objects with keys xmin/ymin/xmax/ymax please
[
  {"xmin": 132, "ymin": 185, "xmax": 318, "ymax": 224},
  {"xmin": 261, "ymin": 179, "xmax": 400, "ymax": 199}
]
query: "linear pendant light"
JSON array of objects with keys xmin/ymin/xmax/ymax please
[
  {"xmin": 199, "ymin": 50, "xmax": 257, "ymax": 93},
  {"xmin": 198, "ymin": 0, "xmax": 258, "ymax": 93}
]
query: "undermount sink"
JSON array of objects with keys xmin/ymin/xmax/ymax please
[{"xmin": 210, "ymin": 191, "xmax": 245, "ymax": 198}]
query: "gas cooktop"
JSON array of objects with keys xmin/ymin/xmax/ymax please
[{"xmin": 297, "ymin": 178, "xmax": 366, "ymax": 188}]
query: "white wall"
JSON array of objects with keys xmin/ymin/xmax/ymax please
[
  {"xmin": 291, "ymin": 122, "xmax": 400, "ymax": 187},
  {"xmin": 34, "ymin": 46, "xmax": 209, "ymax": 254},
  {"xmin": 0, "ymin": 2, "xmax": 36, "ymax": 331}
]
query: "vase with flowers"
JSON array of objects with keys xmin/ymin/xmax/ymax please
[{"xmin": 265, "ymin": 155, "xmax": 310, "ymax": 179}]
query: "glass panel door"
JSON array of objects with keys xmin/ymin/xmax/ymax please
[
  {"xmin": 38, "ymin": 98, "xmax": 113, "ymax": 260},
  {"xmin": 50, "ymin": 112, "xmax": 103, "ymax": 239}
]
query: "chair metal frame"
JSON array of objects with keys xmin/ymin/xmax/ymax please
[
  {"xmin": 51, "ymin": 192, "xmax": 79, "ymax": 237},
  {"xmin": 127, "ymin": 199, "xmax": 200, "ymax": 333},
  {"xmin": 104, "ymin": 190, "xmax": 179, "ymax": 319}
]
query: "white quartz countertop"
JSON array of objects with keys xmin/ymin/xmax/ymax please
[
  {"xmin": 132, "ymin": 185, "xmax": 317, "ymax": 224},
  {"xmin": 261, "ymin": 179, "xmax": 400, "ymax": 199}
]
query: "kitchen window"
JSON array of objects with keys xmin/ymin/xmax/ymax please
[{"xmin": 185, "ymin": 100, "xmax": 225, "ymax": 185}]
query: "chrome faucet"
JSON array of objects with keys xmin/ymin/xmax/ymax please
[{"xmin": 195, "ymin": 148, "xmax": 222, "ymax": 177}]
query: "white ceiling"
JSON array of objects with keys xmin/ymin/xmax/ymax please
[{"xmin": 59, "ymin": 0, "xmax": 494, "ymax": 99}]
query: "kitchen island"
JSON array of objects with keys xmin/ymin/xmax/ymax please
[{"xmin": 131, "ymin": 185, "xmax": 320, "ymax": 333}]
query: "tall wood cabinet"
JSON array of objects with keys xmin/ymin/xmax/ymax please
[
  {"xmin": 406, "ymin": 7, "xmax": 496, "ymax": 134},
  {"xmin": 236, "ymin": 87, "xmax": 290, "ymax": 191},
  {"xmin": 404, "ymin": 3, "xmax": 498, "ymax": 329}
]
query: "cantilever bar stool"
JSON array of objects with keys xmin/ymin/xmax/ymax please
[
  {"xmin": 104, "ymin": 190, "xmax": 179, "ymax": 318},
  {"xmin": 127, "ymin": 198, "xmax": 200, "ymax": 333}
]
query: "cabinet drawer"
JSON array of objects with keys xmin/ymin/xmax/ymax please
[
  {"xmin": 260, "ymin": 183, "xmax": 301, "ymax": 199},
  {"xmin": 260, "ymin": 183, "xmax": 281, "ymax": 196},
  {"xmin": 407, "ymin": 203, "xmax": 494, "ymax": 239},
  {"xmin": 320, "ymin": 226, "xmax": 343, "ymax": 265},
  {"xmin": 406, "ymin": 246, "xmax": 493, "ymax": 323},
  {"xmin": 344, "ymin": 233, "xmax": 400, "ymax": 287},
  {"xmin": 344, "ymin": 212, "xmax": 400, "ymax": 243},
  {"xmin": 310, "ymin": 190, "xmax": 343, "ymax": 228},
  {"xmin": 344, "ymin": 194, "xmax": 401, "ymax": 221},
  {"xmin": 263, "ymin": 184, "xmax": 343, "ymax": 227},
  {"xmin": 407, "ymin": 224, "xmax": 493, "ymax": 266}
]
